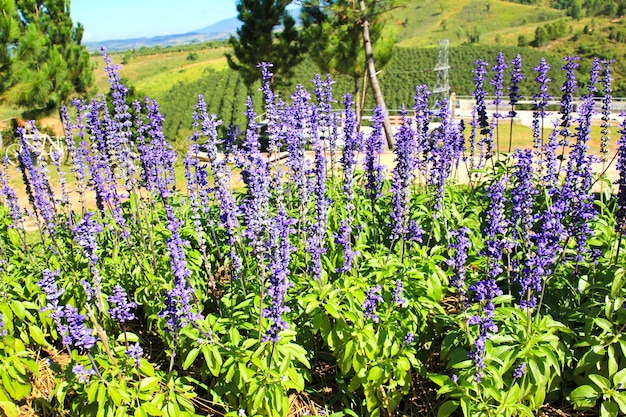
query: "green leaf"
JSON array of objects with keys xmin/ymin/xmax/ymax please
[
  {"xmin": 252, "ymin": 386, "xmax": 266, "ymax": 413},
  {"xmin": 613, "ymin": 368, "xmax": 626, "ymax": 387},
  {"xmin": 437, "ymin": 400, "xmax": 459, "ymax": 417},
  {"xmin": 0, "ymin": 401, "xmax": 19, "ymax": 417},
  {"xmin": 108, "ymin": 384, "xmax": 124, "ymax": 406},
  {"xmin": 142, "ymin": 401, "xmax": 163, "ymax": 416},
  {"xmin": 569, "ymin": 385, "xmax": 600, "ymax": 409},
  {"xmin": 164, "ymin": 401, "xmax": 180, "ymax": 417},
  {"xmin": 325, "ymin": 302, "xmax": 340, "ymax": 318},
  {"xmin": 368, "ymin": 366, "xmax": 384, "ymax": 382},
  {"xmin": 176, "ymin": 394, "xmax": 194, "ymax": 412},
  {"xmin": 29, "ymin": 326, "xmax": 47, "ymax": 346},
  {"xmin": 182, "ymin": 348, "xmax": 199, "ymax": 370},
  {"xmin": 601, "ymin": 399, "xmax": 619, "ymax": 417},
  {"xmin": 614, "ymin": 392, "xmax": 626, "ymax": 414},
  {"xmin": 139, "ymin": 377, "xmax": 160, "ymax": 392},
  {"xmin": 594, "ymin": 318, "xmax": 614, "ymax": 334},
  {"xmin": 589, "ymin": 374, "xmax": 611, "ymax": 391}
]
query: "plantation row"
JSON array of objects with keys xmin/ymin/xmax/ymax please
[{"xmin": 1, "ymin": 49, "xmax": 626, "ymax": 417}]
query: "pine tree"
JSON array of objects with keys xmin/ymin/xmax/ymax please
[
  {"xmin": 226, "ymin": 0, "xmax": 304, "ymax": 90},
  {"xmin": 0, "ymin": 0, "xmax": 19, "ymax": 96},
  {"xmin": 6, "ymin": 0, "xmax": 93, "ymax": 118}
]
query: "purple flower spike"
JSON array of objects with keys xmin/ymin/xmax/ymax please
[
  {"xmin": 61, "ymin": 305, "xmax": 97, "ymax": 351},
  {"xmin": 362, "ymin": 285, "xmax": 383, "ymax": 323},
  {"xmin": 0, "ymin": 313, "xmax": 7, "ymax": 337},
  {"xmin": 108, "ymin": 285, "xmax": 136, "ymax": 323},
  {"xmin": 508, "ymin": 54, "xmax": 525, "ymax": 118},
  {"xmin": 392, "ymin": 280, "xmax": 406, "ymax": 306},
  {"xmin": 490, "ymin": 52, "xmax": 508, "ymax": 112},
  {"xmin": 513, "ymin": 362, "xmax": 526, "ymax": 379},
  {"xmin": 126, "ymin": 342, "xmax": 143, "ymax": 367}
]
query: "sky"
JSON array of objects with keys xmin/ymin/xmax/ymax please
[{"xmin": 71, "ymin": 0, "xmax": 238, "ymax": 42}]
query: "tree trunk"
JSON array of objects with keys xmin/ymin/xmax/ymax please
[
  {"xmin": 354, "ymin": 76, "xmax": 362, "ymax": 132},
  {"xmin": 359, "ymin": 0, "xmax": 395, "ymax": 149}
]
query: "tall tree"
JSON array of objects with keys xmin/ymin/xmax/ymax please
[
  {"xmin": 226, "ymin": 0, "xmax": 304, "ymax": 90},
  {"xmin": 6, "ymin": 0, "xmax": 93, "ymax": 118},
  {"xmin": 301, "ymin": 0, "xmax": 397, "ymax": 148},
  {"xmin": 0, "ymin": 0, "xmax": 19, "ymax": 97}
]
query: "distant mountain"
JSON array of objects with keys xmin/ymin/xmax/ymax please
[
  {"xmin": 84, "ymin": 9, "xmax": 300, "ymax": 53},
  {"xmin": 193, "ymin": 17, "xmax": 241, "ymax": 36}
]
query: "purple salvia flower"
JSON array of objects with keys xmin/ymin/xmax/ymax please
[
  {"xmin": 38, "ymin": 269, "xmax": 64, "ymax": 319},
  {"xmin": 213, "ymin": 162, "xmax": 242, "ymax": 276},
  {"xmin": 616, "ymin": 113, "xmax": 626, "ymax": 233},
  {"xmin": 404, "ymin": 332, "xmax": 414, "ymax": 346},
  {"xmin": 334, "ymin": 94, "xmax": 361, "ymax": 272},
  {"xmin": 159, "ymin": 205, "xmax": 203, "ymax": 333},
  {"xmin": 428, "ymin": 99, "xmax": 459, "ymax": 213},
  {"xmin": 467, "ymin": 276, "xmax": 502, "ymax": 383},
  {"xmin": 414, "ymin": 85, "xmax": 431, "ymax": 178},
  {"xmin": 307, "ymin": 106, "xmax": 330, "ymax": 282},
  {"xmin": 481, "ymin": 178, "xmax": 512, "ymax": 279},
  {"xmin": 101, "ymin": 48, "xmax": 137, "ymax": 189},
  {"xmin": 562, "ymin": 94, "xmax": 596, "ymax": 262},
  {"xmin": 72, "ymin": 212, "xmax": 103, "ymax": 267},
  {"xmin": 0, "ymin": 158, "xmax": 23, "ymax": 228},
  {"xmin": 239, "ymin": 97, "xmax": 271, "ymax": 262},
  {"xmin": 66, "ymin": 100, "xmax": 90, "ymax": 213},
  {"xmin": 513, "ymin": 362, "xmax": 526, "ymax": 379},
  {"xmin": 510, "ymin": 149, "xmax": 537, "ymax": 243},
  {"xmin": 447, "ymin": 227, "xmax": 470, "ymax": 303},
  {"xmin": 558, "ymin": 56, "xmax": 580, "ymax": 146},
  {"xmin": 532, "ymin": 58, "xmax": 552, "ymax": 150},
  {"xmin": 468, "ymin": 106, "xmax": 479, "ymax": 170},
  {"xmin": 108, "ymin": 285, "xmax": 136, "ymax": 323},
  {"xmin": 313, "ymin": 74, "xmax": 338, "ymax": 176},
  {"xmin": 473, "ymin": 59, "xmax": 491, "ymax": 138},
  {"xmin": 85, "ymin": 98, "xmax": 129, "ymax": 237},
  {"xmin": 508, "ymin": 54, "xmax": 525, "ymax": 118},
  {"xmin": 72, "ymin": 211, "xmax": 105, "ymax": 311},
  {"xmin": 361, "ymin": 285, "xmax": 383, "ymax": 323},
  {"xmin": 364, "ymin": 105, "xmax": 385, "ymax": 201},
  {"xmin": 390, "ymin": 105, "xmax": 417, "ymax": 244},
  {"xmin": 72, "ymin": 365, "xmax": 97, "ymax": 383},
  {"xmin": 126, "ymin": 342, "xmax": 143, "ymax": 367},
  {"xmin": 60, "ymin": 305, "xmax": 97, "ymax": 351},
  {"xmin": 600, "ymin": 60, "xmax": 614, "ymax": 158},
  {"xmin": 285, "ymin": 85, "xmax": 312, "ymax": 203},
  {"xmin": 490, "ymin": 52, "xmax": 507, "ymax": 108},
  {"xmin": 520, "ymin": 199, "xmax": 567, "ymax": 309},
  {"xmin": 258, "ymin": 62, "xmax": 281, "ymax": 153},
  {"xmin": 588, "ymin": 57, "xmax": 601, "ymax": 95},
  {"xmin": 141, "ymin": 98, "xmax": 177, "ymax": 199},
  {"xmin": 0, "ymin": 313, "xmax": 6, "ymax": 337},
  {"xmin": 17, "ymin": 127, "xmax": 57, "ymax": 234},
  {"xmin": 50, "ymin": 149, "xmax": 68, "ymax": 205},
  {"xmin": 392, "ymin": 279, "xmax": 406, "ymax": 306},
  {"xmin": 263, "ymin": 204, "xmax": 296, "ymax": 343}
]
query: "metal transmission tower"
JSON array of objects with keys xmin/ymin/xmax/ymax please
[{"xmin": 432, "ymin": 40, "xmax": 450, "ymax": 111}]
